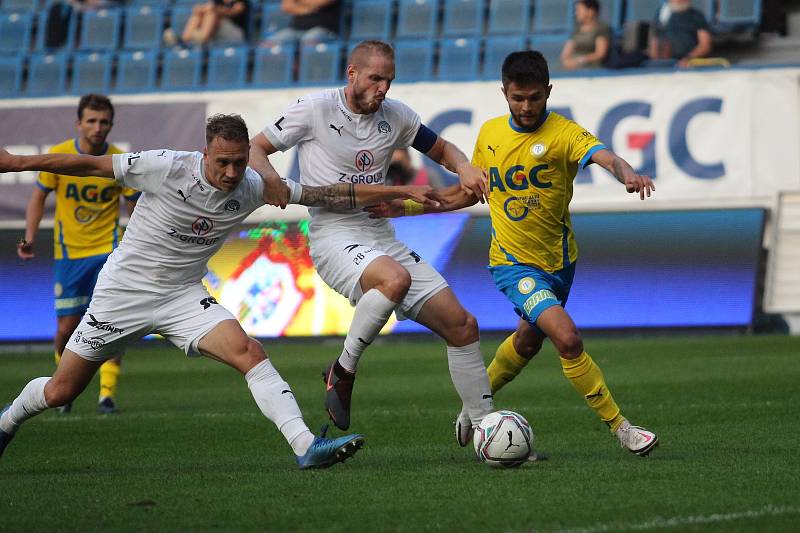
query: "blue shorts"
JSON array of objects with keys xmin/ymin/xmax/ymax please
[
  {"xmin": 54, "ymin": 254, "xmax": 109, "ymax": 317},
  {"xmin": 490, "ymin": 263, "xmax": 576, "ymax": 334}
]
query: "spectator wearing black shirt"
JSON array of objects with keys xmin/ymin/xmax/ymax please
[{"xmin": 649, "ymin": 0, "xmax": 712, "ymax": 68}]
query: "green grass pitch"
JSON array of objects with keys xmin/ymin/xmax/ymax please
[{"xmin": 1, "ymin": 333, "xmax": 799, "ymax": 532}]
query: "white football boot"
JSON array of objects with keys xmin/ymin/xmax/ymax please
[
  {"xmin": 454, "ymin": 409, "xmax": 473, "ymax": 447},
  {"xmin": 616, "ymin": 420, "xmax": 659, "ymax": 456}
]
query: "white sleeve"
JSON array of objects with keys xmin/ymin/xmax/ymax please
[
  {"xmin": 284, "ymin": 177, "xmax": 303, "ymax": 204},
  {"xmin": 112, "ymin": 149, "xmax": 175, "ymax": 193},
  {"xmin": 262, "ymin": 97, "xmax": 315, "ymax": 152},
  {"xmin": 395, "ymin": 101, "xmax": 423, "ymax": 149}
]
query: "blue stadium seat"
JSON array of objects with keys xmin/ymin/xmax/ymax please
[
  {"xmin": 298, "ymin": 42, "xmax": 341, "ymax": 85},
  {"xmin": 123, "ymin": 5, "xmax": 165, "ymax": 49},
  {"xmin": 35, "ymin": 5, "xmax": 76, "ymax": 50},
  {"xmin": 487, "ymin": 0, "xmax": 531, "ymax": 35},
  {"xmin": 0, "ymin": 54, "xmax": 23, "ymax": 97},
  {"xmin": 530, "ymin": 33, "xmax": 568, "ymax": 72},
  {"xmin": 532, "ymin": 0, "xmax": 572, "ymax": 34},
  {"xmin": 396, "ymin": 0, "xmax": 437, "ymax": 39},
  {"xmin": 259, "ymin": 2, "xmax": 292, "ymax": 39},
  {"xmin": 168, "ymin": 6, "xmax": 192, "ymax": 38},
  {"xmin": 116, "ymin": 49, "xmax": 157, "ymax": 92},
  {"xmin": 26, "ymin": 51, "xmax": 68, "ymax": 96},
  {"xmin": 442, "ymin": 0, "xmax": 484, "ymax": 37},
  {"xmin": 438, "ymin": 37, "xmax": 479, "ymax": 80},
  {"xmin": 126, "ymin": 0, "xmax": 169, "ymax": 5},
  {"xmin": 0, "ymin": 0, "xmax": 37, "ymax": 12},
  {"xmin": 718, "ymin": 0, "xmax": 760, "ymax": 26},
  {"xmin": 78, "ymin": 8, "xmax": 121, "ymax": 50},
  {"xmin": 161, "ymin": 47, "xmax": 202, "ymax": 90},
  {"xmin": 252, "ymin": 43, "xmax": 295, "ymax": 86},
  {"xmin": 349, "ymin": 0, "xmax": 392, "ymax": 40},
  {"xmin": 0, "ymin": 11, "xmax": 33, "ymax": 53},
  {"xmin": 625, "ymin": 0, "xmax": 663, "ymax": 23},
  {"xmin": 483, "ymin": 35, "xmax": 526, "ymax": 79},
  {"xmin": 393, "ymin": 39, "xmax": 434, "ymax": 81},
  {"xmin": 207, "ymin": 45, "xmax": 248, "ymax": 89},
  {"xmin": 70, "ymin": 50, "xmax": 112, "ymax": 94}
]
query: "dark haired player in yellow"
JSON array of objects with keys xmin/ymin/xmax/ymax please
[
  {"xmin": 367, "ymin": 50, "xmax": 659, "ymax": 456},
  {"xmin": 16, "ymin": 94, "xmax": 139, "ymax": 415}
]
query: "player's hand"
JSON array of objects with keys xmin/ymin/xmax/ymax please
[
  {"xmin": 262, "ymin": 173, "xmax": 289, "ymax": 208},
  {"xmin": 457, "ymin": 163, "xmax": 488, "ymax": 204},
  {"xmin": 16, "ymin": 238, "xmax": 34, "ymax": 260},
  {"xmin": 0, "ymin": 148, "xmax": 16, "ymax": 173},
  {"xmin": 401, "ymin": 185, "xmax": 440, "ymax": 208},
  {"xmin": 625, "ymin": 173, "xmax": 655, "ymax": 200},
  {"xmin": 364, "ymin": 200, "xmax": 404, "ymax": 219}
]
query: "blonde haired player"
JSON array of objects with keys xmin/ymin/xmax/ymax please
[{"xmin": 17, "ymin": 94, "xmax": 139, "ymax": 414}]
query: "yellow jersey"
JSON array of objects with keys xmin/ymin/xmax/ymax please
[
  {"xmin": 37, "ymin": 139, "xmax": 140, "ymax": 260},
  {"xmin": 471, "ymin": 112, "xmax": 605, "ymax": 271}
]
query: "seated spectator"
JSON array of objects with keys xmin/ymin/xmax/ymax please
[
  {"xmin": 649, "ymin": 0, "xmax": 712, "ymax": 68},
  {"xmin": 164, "ymin": 0, "xmax": 249, "ymax": 46},
  {"xmin": 560, "ymin": 0, "xmax": 611, "ymax": 70},
  {"xmin": 263, "ymin": 0, "xmax": 341, "ymax": 46},
  {"xmin": 386, "ymin": 148, "xmax": 445, "ymax": 188}
]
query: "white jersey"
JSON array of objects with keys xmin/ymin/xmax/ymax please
[
  {"xmin": 263, "ymin": 87, "xmax": 421, "ymax": 234},
  {"xmin": 103, "ymin": 149, "xmax": 265, "ymax": 291}
]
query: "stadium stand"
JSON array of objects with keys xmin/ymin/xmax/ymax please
[
  {"xmin": 123, "ymin": 5, "xmax": 165, "ymax": 50},
  {"xmin": 78, "ymin": 8, "xmax": 122, "ymax": 50},
  {"xmin": 438, "ymin": 36, "xmax": 480, "ymax": 80},
  {"xmin": 298, "ymin": 41, "xmax": 341, "ymax": 85},
  {"xmin": 487, "ymin": 0, "xmax": 531, "ymax": 36},
  {"xmin": 115, "ymin": 49, "xmax": 158, "ymax": 92},
  {"xmin": 207, "ymin": 45, "xmax": 249, "ymax": 89},
  {"xmin": 161, "ymin": 47, "xmax": 203, "ymax": 90},
  {"xmin": 396, "ymin": 0, "xmax": 438, "ymax": 39},
  {"xmin": 0, "ymin": 0, "xmax": 37, "ymax": 11},
  {"xmin": 532, "ymin": 0, "xmax": 574, "ymax": 34},
  {"xmin": 25, "ymin": 51, "xmax": 68, "ymax": 96},
  {"xmin": 349, "ymin": 0, "xmax": 393, "ymax": 41},
  {"xmin": 0, "ymin": 11, "xmax": 33, "ymax": 53},
  {"xmin": 442, "ymin": 0, "xmax": 485, "ymax": 37},
  {"xmin": 70, "ymin": 50, "xmax": 113, "ymax": 94},
  {"xmin": 394, "ymin": 38, "xmax": 435, "ymax": 81},
  {"xmin": 252, "ymin": 43, "xmax": 296, "ymax": 86},
  {"xmin": 259, "ymin": 1, "xmax": 292, "ymax": 40},
  {"xmin": 483, "ymin": 34, "xmax": 527, "ymax": 78},
  {"xmin": 0, "ymin": 53, "xmax": 23, "ymax": 97},
  {"xmin": 530, "ymin": 33, "xmax": 570, "ymax": 71}
]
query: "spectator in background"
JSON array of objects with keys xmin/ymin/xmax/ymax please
[
  {"xmin": 649, "ymin": 0, "xmax": 712, "ymax": 67},
  {"xmin": 386, "ymin": 148, "xmax": 445, "ymax": 188},
  {"xmin": 263, "ymin": 0, "xmax": 341, "ymax": 45},
  {"xmin": 164, "ymin": 0, "xmax": 249, "ymax": 46},
  {"xmin": 560, "ymin": 0, "xmax": 611, "ymax": 70}
]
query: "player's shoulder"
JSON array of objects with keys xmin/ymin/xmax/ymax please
[
  {"xmin": 47, "ymin": 139, "xmax": 77, "ymax": 154},
  {"xmin": 478, "ymin": 115, "xmax": 510, "ymax": 136},
  {"xmin": 106, "ymin": 143, "xmax": 125, "ymax": 155}
]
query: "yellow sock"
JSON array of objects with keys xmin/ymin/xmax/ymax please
[
  {"xmin": 560, "ymin": 351, "xmax": 626, "ymax": 432},
  {"xmin": 487, "ymin": 334, "xmax": 531, "ymax": 394},
  {"xmin": 54, "ymin": 350, "xmax": 61, "ymax": 366},
  {"xmin": 99, "ymin": 360, "xmax": 121, "ymax": 400}
]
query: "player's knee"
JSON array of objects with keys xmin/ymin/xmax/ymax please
[
  {"xmin": 376, "ymin": 269, "xmax": 411, "ymax": 301},
  {"xmin": 242, "ymin": 338, "xmax": 267, "ymax": 369},
  {"xmin": 43, "ymin": 379, "xmax": 79, "ymax": 407},
  {"xmin": 515, "ymin": 335, "xmax": 543, "ymax": 359},
  {"xmin": 554, "ymin": 331, "xmax": 583, "ymax": 358},
  {"xmin": 448, "ymin": 312, "xmax": 479, "ymax": 346}
]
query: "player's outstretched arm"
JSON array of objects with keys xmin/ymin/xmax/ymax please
[
  {"xmin": 591, "ymin": 148, "xmax": 655, "ymax": 200},
  {"xmin": 365, "ymin": 184, "xmax": 477, "ymax": 219},
  {"xmin": 424, "ymin": 136, "xmax": 488, "ymax": 204},
  {"xmin": 0, "ymin": 148, "xmax": 114, "ymax": 179},
  {"xmin": 297, "ymin": 183, "xmax": 439, "ymax": 210}
]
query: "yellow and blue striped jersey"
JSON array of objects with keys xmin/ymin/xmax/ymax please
[
  {"xmin": 471, "ymin": 112, "xmax": 605, "ymax": 271},
  {"xmin": 37, "ymin": 139, "xmax": 139, "ymax": 260}
]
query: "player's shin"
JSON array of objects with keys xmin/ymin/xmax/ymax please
[
  {"xmin": 560, "ymin": 352, "xmax": 625, "ymax": 432},
  {"xmin": 487, "ymin": 333, "xmax": 531, "ymax": 394},
  {"xmin": 447, "ymin": 341, "xmax": 494, "ymax": 427},
  {"xmin": 0, "ymin": 377, "xmax": 51, "ymax": 435},
  {"xmin": 244, "ymin": 359, "xmax": 315, "ymax": 455},
  {"xmin": 338, "ymin": 289, "xmax": 396, "ymax": 373},
  {"xmin": 99, "ymin": 359, "xmax": 121, "ymax": 400}
]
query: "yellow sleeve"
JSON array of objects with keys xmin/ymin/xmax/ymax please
[
  {"xmin": 470, "ymin": 125, "xmax": 486, "ymax": 169},
  {"xmin": 565, "ymin": 121, "xmax": 605, "ymax": 168},
  {"xmin": 122, "ymin": 186, "xmax": 140, "ymax": 200},
  {"xmin": 37, "ymin": 171, "xmax": 57, "ymax": 191}
]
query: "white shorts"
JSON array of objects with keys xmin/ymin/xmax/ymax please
[
  {"xmin": 310, "ymin": 229, "xmax": 448, "ymax": 320},
  {"xmin": 65, "ymin": 280, "xmax": 235, "ymax": 362}
]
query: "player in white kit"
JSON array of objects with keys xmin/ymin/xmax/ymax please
[
  {"xmin": 249, "ymin": 40, "xmax": 495, "ymax": 435},
  {"xmin": 0, "ymin": 114, "xmax": 437, "ymax": 469}
]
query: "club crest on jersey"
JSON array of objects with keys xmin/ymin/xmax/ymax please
[
  {"xmin": 192, "ymin": 216, "xmax": 214, "ymax": 236},
  {"xmin": 377, "ymin": 121, "xmax": 392, "ymax": 134},
  {"xmin": 74, "ymin": 205, "xmax": 102, "ymax": 224},
  {"xmin": 517, "ymin": 277, "xmax": 535, "ymax": 294},
  {"xmin": 224, "ymin": 199, "xmax": 240, "ymax": 212},
  {"xmin": 355, "ymin": 150, "xmax": 374, "ymax": 172},
  {"xmin": 531, "ymin": 143, "xmax": 547, "ymax": 157}
]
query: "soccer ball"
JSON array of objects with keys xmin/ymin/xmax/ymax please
[{"xmin": 473, "ymin": 410, "xmax": 533, "ymax": 468}]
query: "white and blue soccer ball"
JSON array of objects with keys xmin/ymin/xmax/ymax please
[{"xmin": 473, "ymin": 410, "xmax": 533, "ymax": 468}]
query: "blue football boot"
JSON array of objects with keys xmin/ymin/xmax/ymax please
[
  {"xmin": 296, "ymin": 425, "xmax": 364, "ymax": 470},
  {"xmin": 0, "ymin": 403, "xmax": 14, "ymax": 460}
]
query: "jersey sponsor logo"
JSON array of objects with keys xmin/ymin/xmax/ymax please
[
  {"xmin": 531, "ymin": 143, "xmax": 547, "ymax": 157},
  {"xmin": 489, "ymin": 164, "xmax": 551, "ymax": 192},
  {"xmin": 329, "ymin": 123, "xmax": 344, "ymax": 136},
  {"xmin": 355, "ymin": 150, "xmax": 374, "ymax": 172},
  {"xmin": 224, "ymin": 199, "xmax": 240, "ymax": 212},
  {"xmin": 200, "ymin": 296, "xmax": 218, "ymax": 309},
  {"xmin": 192, "ymin": 176, "xmax": 206, "ymax": 191},
  {"xmin": 517, "ymin": 277, "xmax": 535, "ymax": 294},
  {"xmin": 191, "ymin": 216, "xmax": 213, "ymax": 236},
  {"xmin": 167, "ymin": 228, "xmax": 220, "ymax": 246},
  {"xmin": 336, "ymin": 103, "xmax": 353, "ymax": 122},
  {"xmin": 274, "ymin": 116, "xmax": 285, "ymax": 131},
  {"xmin": 522, "ymin": 289, "xmax": 557, "ymax": 316},
  {"xmin": 73, "ymin": 330, "xmax": 106, "ymax": 351},
  {"xmin": 377, "ymin": 121, "xmax": 391, "ymax": 134},
  {"xmin": 64, "ymin": 183, "xmax": 118, "ymax": 203},
  {"xmin": 338, "ymin": 171, "xmax": 383, "ymax": 184},
  {"xmin": 503, "ymin": 195, "xmax": 540, "ymax": 221},
  {"xmin": 74, "ymin": 205, "xmax": 102, "ymax": 224},
  {"xmin": 86, "ymin": 314, "xmax": 125, "ymax": 334},
  {"xmin": 351, "ymin": 248, "xmax": 375, "ymax": 266}
]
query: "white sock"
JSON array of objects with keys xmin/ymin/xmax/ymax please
[
  {"xmin": 446, "ymin": 341, "xmax": 494, "ymax": 427},
  {"xmin": 338, "ymin": 289, "xmax": 397, "ymax": 373},
  {"xmin": 0, "ymin": 377, "xmax": 50, "ymax": 435},
  {"xmin": 245, "ymin": 359, "xmax": 314, "ymax": 456}
]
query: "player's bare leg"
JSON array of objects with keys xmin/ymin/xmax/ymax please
[
  {"xmin": 199, "ymin": 319, "xmax": 364, "ymax": 468},
  {"xmin": 414, "ymin": 287, "xmax": 494, "ymax": 443},
  {"xmin": 0, "ymin": 350, "xmax": 103, "ymax": 458},
  {"xmin": 53, "ymin": 314, "xmax": 81, "ymax": 413},
  {"xmin": 324, "ymin": 256, "xmax": 407, "ymax": 430},
  {"xmin": 537, "ymin": 306, "xmax": 658, "ymax": 456}
]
